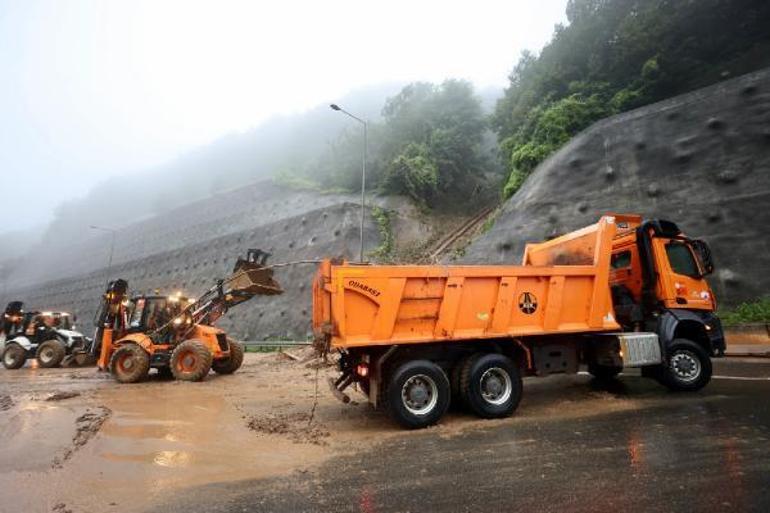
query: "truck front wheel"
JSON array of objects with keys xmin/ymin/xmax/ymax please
[
  {"xmin": 385, "ymin": 360, "xmax": 451, "ymax": 429},
  {"xmin": 460, "ymin": 353, "xmax": 522, "ymax": 419},
  {"xmin": 660, "ymin": 339, "xmax": 712, "ymax": 392}
]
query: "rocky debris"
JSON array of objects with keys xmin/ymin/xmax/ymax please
[
  {"xmin": 46, "ymin": 391, "xmax": 81, "ymax": 401},
  {"xmin": 247, "ymin": 412, "xmax": 330, "ymax": 446},
  {"xmin": 0, "ymin": 394, "xmax": 13, "ymax": 411},
  {"xmin": 52, "ymin": 503, "xmax": 73, "ymax": 513},
  {"xmin": 52, "ymin": 406, "xmax": 112, "ymax": 469}
]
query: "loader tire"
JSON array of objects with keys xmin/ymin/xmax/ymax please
[
  {"xmin": 384, "ymin": 359, "xmax": 450, "ymax": 429},
  {"xmin": 36, "ymin": 340, "xmax": 66, "ymax": 368},
  {"xmin": 212, "ymin": 339, "xmax": 244, "ymax": 375},
  {"xmin": 109, "ymin": 344, "xmax": 150, "ymax": 383},
  {"xmin": 170, "ymin": 340, "xmax": 212, "ymax": 382},
  {"xmin": 460, "ymin": 353, "xmax": 522, "ymax": 419},
  {"xmin": 2, "ymin": 343, "xmax": 27, "ymax": 370},
  {"xmin": 659, "ymin": 339, "xmax": 712, "ymax": 392}
]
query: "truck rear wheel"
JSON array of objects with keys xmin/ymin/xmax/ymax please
[
  {"xmin": 36, "ymin": 340, "xmax": 66, "ymax": 368},
  {"xmin": 2, "ymin": 343, "xmax": 27, "ymax": 369},
  {"xmin": 211, "ymin": 339, "xmax": 244, "ymax": 375},
  {"xmin": 460, "ymin": 353, "xmax": 522, "ymax": 419},
  {"xmin": 660, "ymin": 339, "xmax": 712, "ymax": 392},
  {"xmin": 170, "ymin": 340, "xmax": 212, "ymax": 382},
  {"xmin": 385, "ymin": 360, "xmax": 450, "ymax": 429},
  {"xmin": 109, "ymin": 344, "xmax": 150, "ymax": 383}
]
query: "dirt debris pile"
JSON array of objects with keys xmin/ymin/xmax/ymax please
[
  {"xmin": 52, "ymin": 406, "xmax": 112, "ymax": 469},
  {"xmin": 247, "ymin": 411, "xmax": 330, "ymax": 445},
  {"xmin": 0, "ymin": 395, "xmax": 13, "ymax": 411},
  {"xmin": 46, "ymin": 391, "xmax": 81, "ymax": 402}
]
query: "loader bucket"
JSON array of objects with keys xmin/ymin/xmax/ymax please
[
  {"xmin": 229, "ymin": 249, "xmax": 283, "ymax": 297},
  {"xmin": 62, "ymin": 351, "xmax": 97, "ymax": 367}
]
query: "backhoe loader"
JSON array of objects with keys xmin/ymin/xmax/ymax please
[
  {"xmin": 1, "ymin": 301, "xmax": 90, "ymax": 369},
  {"xmin": 96, "ymin": 249, "xmax": 282, "ymax": 383}
]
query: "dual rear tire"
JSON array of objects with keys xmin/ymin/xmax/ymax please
[{"xmin": 386, "ymin": 353, "xmax": 522, "ymax": 429}]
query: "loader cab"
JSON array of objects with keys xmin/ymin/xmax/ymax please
[{"xmin": 126, "ymin": 294, "xmax": 192, "ymax": 340}]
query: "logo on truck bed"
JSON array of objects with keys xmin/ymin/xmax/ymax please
[
  {"xmin": 518, "ymin": 292, "xmax": 538, "ymax": 314},
  {"xmin": 347, "ymin": 280, "xmax": 382, "ymax": 298}
]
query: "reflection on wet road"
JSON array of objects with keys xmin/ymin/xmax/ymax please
[{"xmin": 160, "ymin": 358, "xmax": 770, "ymax": 513}]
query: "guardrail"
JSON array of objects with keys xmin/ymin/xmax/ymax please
[{"xmin": 242, "ymin": 340, "xmax": 312, "ymax": 349}]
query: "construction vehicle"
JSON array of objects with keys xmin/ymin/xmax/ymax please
[
  {"xmin": 313, "ymin": 214, "xmax": 725, "ymax": 429},
  {"xmin": 96, "ymin": 249, "xmax": 282, "ymax": 383},
  {"xmin": 1, "ymin": 301, "xmax": 90, "ymax": 369}
]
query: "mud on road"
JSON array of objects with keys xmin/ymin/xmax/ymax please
[
  {"xmin": 2, "ymin": 354, "xmax": 768, "ymax": 513},
  {"xmin": 0, "ymin": 350, "xmax": 400, "ymax": 513}
]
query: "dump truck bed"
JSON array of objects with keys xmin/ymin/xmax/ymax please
[{"xmin": 314, "ymin": 216, "xmax": 621, "ymax": 349}]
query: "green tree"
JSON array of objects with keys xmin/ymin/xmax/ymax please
[{"xmin": 495, "ymin": 0, "xmax": 770, "ymax": 198}]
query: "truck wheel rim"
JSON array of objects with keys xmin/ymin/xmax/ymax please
[
  {"xmin": 480, "ymin": 367, "xmax": 512, "ymax": 405},
  {"xmin": 671, "ymin": 351, "xmax": 701, "ymax": 383},
  {"xmin": 401, "ymin": 374, "xmax": 438, "ymax": 415}
]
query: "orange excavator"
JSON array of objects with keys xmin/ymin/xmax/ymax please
[{"xmin": 94, "ymin": 249, "xmax": 282, "ymax": 383}]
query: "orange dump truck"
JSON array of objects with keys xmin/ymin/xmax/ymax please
[{"xmin": 313, "ymin": 214, "xmax": 725, "ymax": 428}]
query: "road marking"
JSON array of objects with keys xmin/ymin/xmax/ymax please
[
  {"xmin": 577, "ymin": 371, "xmax": 770, "ymax": 381},
  {"xmin": 713, "ymin": 375, "xmax": 770, "ymax": 381}
]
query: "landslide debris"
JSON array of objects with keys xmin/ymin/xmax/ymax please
[
  {"xmin": 52, "ymin": 406, "xmax": 112, "ymax": 469},
  {"xmin": 247, "ymin": 412, "xmax": 330, "ymax": 446},
  {"xmin": 46, "ymin": 391, "xmax": 81, "ymax": 401},
  {"xmin": 0, "ymin": 394, "xmax": 13, "ymax": 411}
]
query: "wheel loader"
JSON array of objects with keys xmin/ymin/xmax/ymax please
[
  {"xmin": 96, "ymin": 249, "xmax": 282, "ymax": 383},
  {"xmin": 1, "ymin": 301, "xmax": 91, "ymax": 369}
]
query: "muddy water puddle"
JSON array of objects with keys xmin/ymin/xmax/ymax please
[{"xmin": 0, "ymin": 353, "xmax": 662, "ymax": 513}]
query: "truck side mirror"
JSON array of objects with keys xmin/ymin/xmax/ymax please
[{"xmin": 691, "ymin": 240, "xmax": 714, "ymax": 276}]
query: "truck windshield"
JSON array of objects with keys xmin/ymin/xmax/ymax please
[{"xmin": 665, "ymin": 241, "xmax": 700, "ymax": 278}]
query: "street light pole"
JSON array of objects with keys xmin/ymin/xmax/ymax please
[
  {"xmin": 330, "ymin": 103, "xmax": 368, "ymax": 262},
  {"xmin": 90, "ymin": 225, "xmax": 117, "ymax": 286}
]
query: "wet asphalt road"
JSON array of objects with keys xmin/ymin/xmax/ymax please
[{"xmin": 159, "ymin": 358, "xmax": 770, "ymax": 513}]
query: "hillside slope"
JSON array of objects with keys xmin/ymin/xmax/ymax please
[{"xmin": 464, "ymin": 68, "xmax": 770, "ymax": 306}]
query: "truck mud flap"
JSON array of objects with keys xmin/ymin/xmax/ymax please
[{"xmin": 328, "ymin": 375, "xmax": 352, "ymax": 404}]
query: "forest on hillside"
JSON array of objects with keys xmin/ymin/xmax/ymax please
[
  {"xmin": 494, "ymin": 0, "xmax": 770, "ymax": 197},
  {"xmin": 39, "ymin": 0, "xmax": 770, "ymax": 249}
]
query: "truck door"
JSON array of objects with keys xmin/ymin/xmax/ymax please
[{"xmin": 652, "ymin": 238, "xmax": 714, "ymax": 310}]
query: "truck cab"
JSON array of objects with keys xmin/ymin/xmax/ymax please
[{"xmin": 608, "ymin": 214, "xmax": 725, "ymax": 356}]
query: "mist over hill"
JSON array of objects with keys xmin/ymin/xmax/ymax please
[{"xmin": 36, "ymin": 82, "xmax": 405, "ymax": 247}]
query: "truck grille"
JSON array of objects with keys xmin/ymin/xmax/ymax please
[{"xmin": 215, "ymin": 333, "xmax": 229, "ymax": 352}]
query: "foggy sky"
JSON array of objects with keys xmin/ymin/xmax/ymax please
[{"xmin": 0, "ymin": 0, "xmax": 567, "ymax": 232}]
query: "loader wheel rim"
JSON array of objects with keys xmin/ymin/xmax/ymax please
[
  {"xmin": 401, "ymin": 374, "xmax": 438, "ymax": 415},
  {"xmin": 40, "ymin": 348, "xmax": 54, "ymax": 363},
  {"xmin": 671, "ymin": 350, "xmax": 701, "ymax": 383},
  {"xmin": 480, "ymin": 367, "xmax": 513, "ymax": 405},
  {"xmin": 4, "ymin": 352, "xmax": 17, "ymax": 366},
  {"xmin": 178, "ymin": 351, "xmax": 198, "ymax": 372},
  {"xmin": 117, "ymin": 353, "xmax": 135, "ymax": 373}
]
